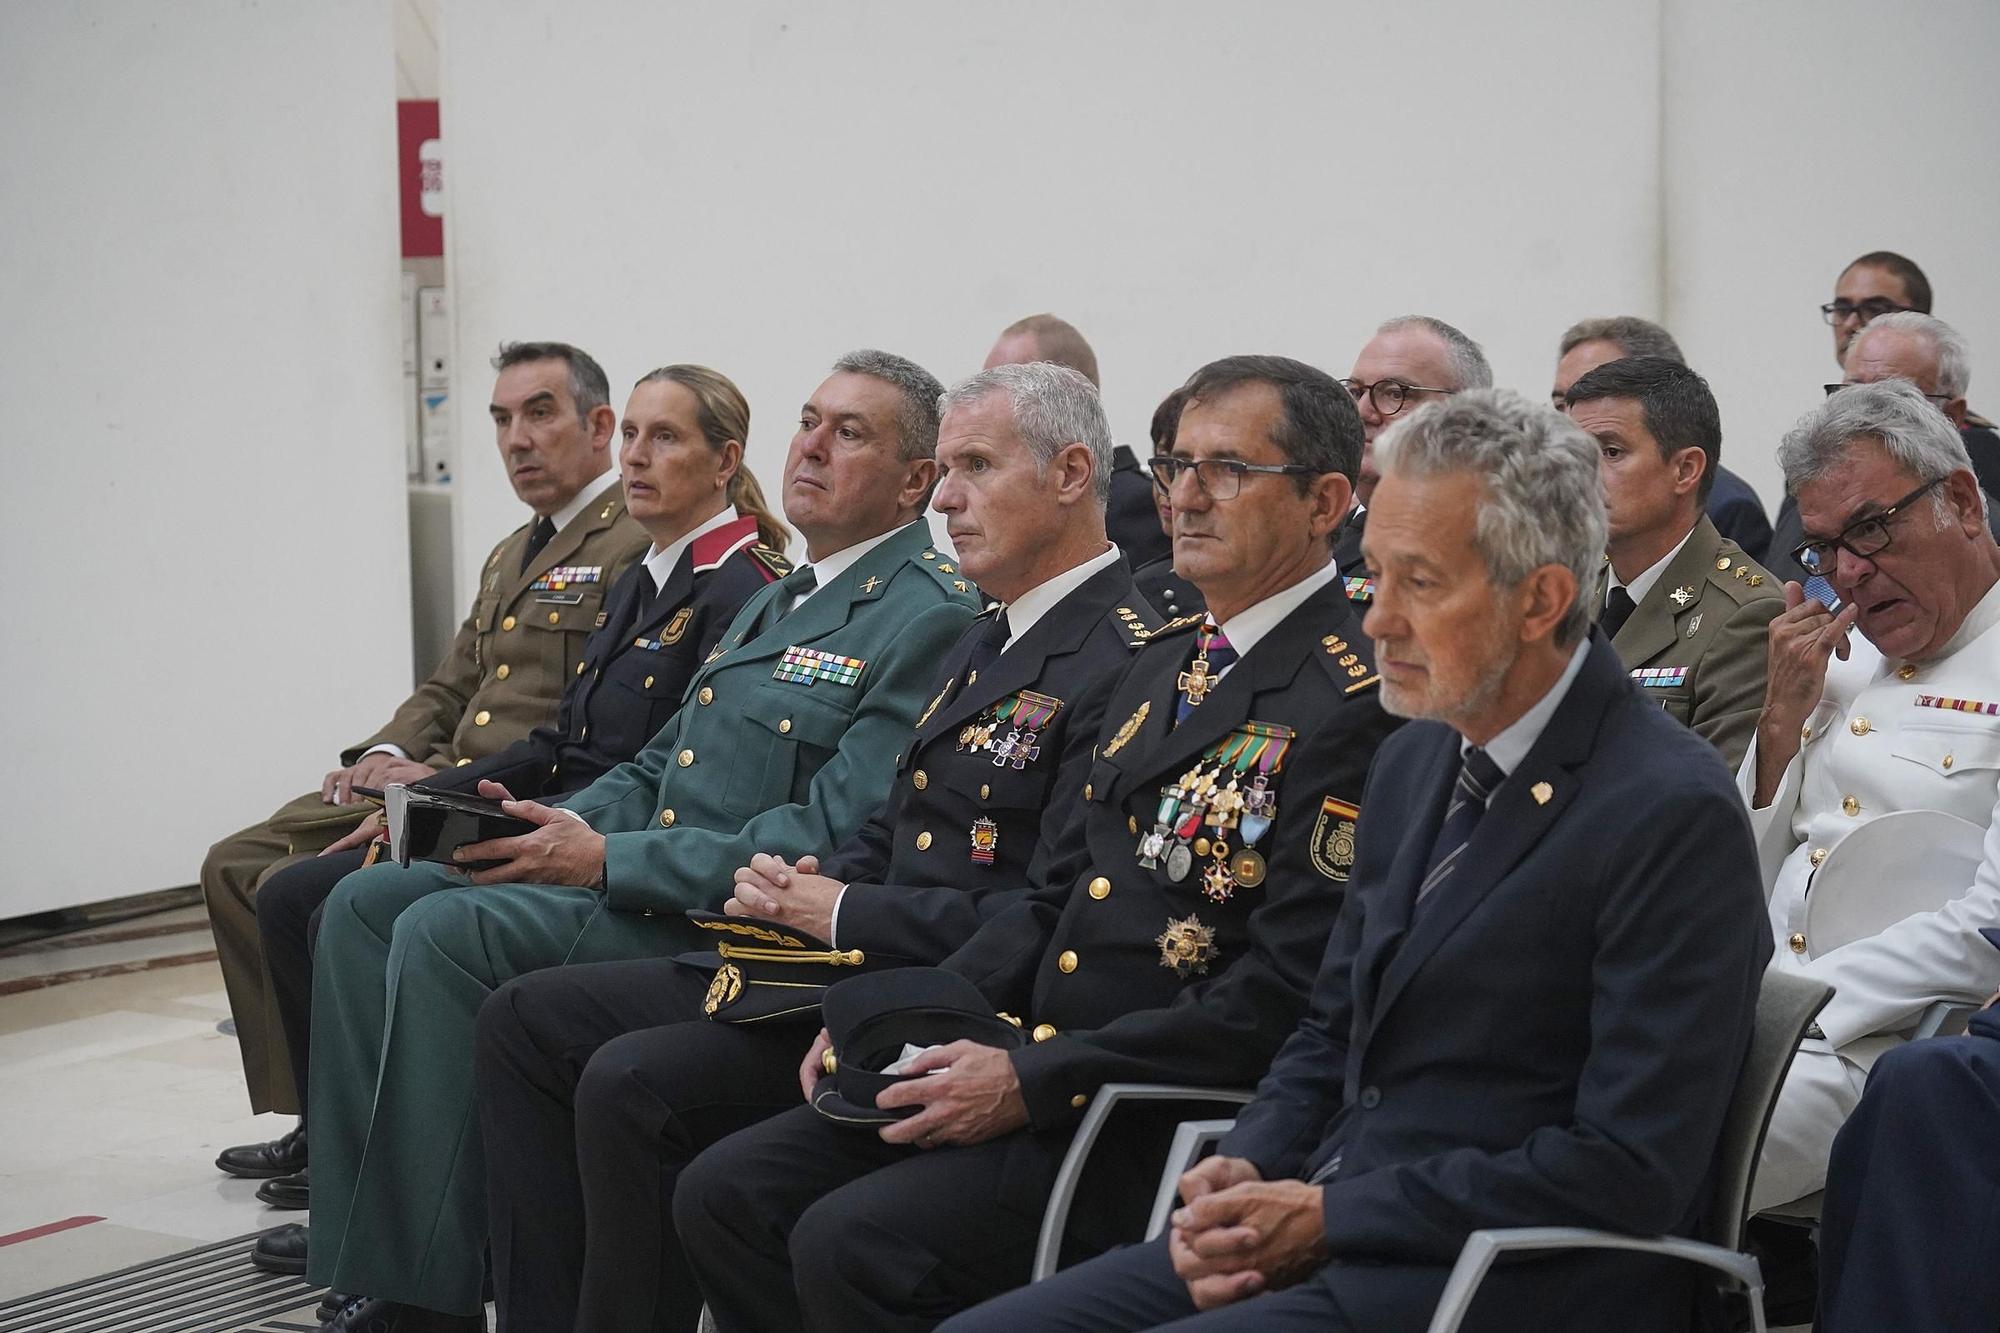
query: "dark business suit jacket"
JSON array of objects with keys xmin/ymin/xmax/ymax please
[
  {"xmin": 825, "ymin": 559, "xmax": 1149, "ymax": 965},
  {"xmin": 1222, "ymin": 634, "xmax": 1771, "ymax": 1332}
]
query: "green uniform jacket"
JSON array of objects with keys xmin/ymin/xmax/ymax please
[
  {"xmin": 1602, "ymin": 515, "xmax": 1784, "ymax": 770},
  {"xmin": 558, "ymin": 518, "xmax": 980, "ymax": 948},
  {"xmin": 346, "ymin": 480, "xmax": 649, "ymax": 769}
]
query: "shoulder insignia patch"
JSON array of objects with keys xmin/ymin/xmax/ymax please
[
  {"xmin": 1310, "ymin": 797, "xmax": 1359, "ymax": 881},
  {"xmin": 747, "ymin": 545, "xmax": 793, "ymax": 583}
]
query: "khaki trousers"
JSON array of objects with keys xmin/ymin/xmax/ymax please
[{"xmin": 201, "ymin": 790, "xmax": 369, "ymax": 1114}]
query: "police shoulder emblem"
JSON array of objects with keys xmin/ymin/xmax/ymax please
[
  {"xmin": 1310, "ymin": 796, "xmax": 1359, "ymax": 881},
  {"xmin": 660, "ymin": 606, "xmax": 693, "ymax": 645}
]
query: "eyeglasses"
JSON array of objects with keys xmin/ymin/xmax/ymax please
[
  {"xmin": 1820, "ymin": 298, "xmax": 1911, "ymax": 326},
  {"xmin": 1146, "ymin": 455, "xmax": 1323, "ymax": 500},
  {"xmin": 1790, "ymin": 477, "xmax": 1944, "ymax": 576},
  {"xmin": 1339, "ymin": 377, "xmax": 1453, "ymax": 416},
  {"xmin": 1823, "ymin": 382, "xmax": 1954, "ymax": 406}
]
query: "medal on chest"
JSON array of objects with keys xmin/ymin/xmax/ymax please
[
  {"xmin": 1136, "ymin": 721, "xmax": 1294, "ymax": 900},
  {"xmin": 956, "ymin": 689, "xmax": 1062, "ymax": 768}
]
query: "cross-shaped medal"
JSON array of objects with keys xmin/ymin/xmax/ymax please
[
  {"xmin": 1178, "ymin": 655, "xmax": 1215, "ymax": 707},
  {"xmin": 996, "ymin": 731, "xmax": 1040, "ymax": 769}
]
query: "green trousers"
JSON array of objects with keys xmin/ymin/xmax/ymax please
[{"xmin": 305, "ymin": 860, "xmax": 690, "ymax": 1312}]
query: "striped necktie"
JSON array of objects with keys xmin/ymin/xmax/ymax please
[{"xmin": 1415, "ymin": 746, "xmax": 1505, "ymax": 904}]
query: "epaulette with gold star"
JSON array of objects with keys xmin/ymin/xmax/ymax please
[
  {"xmin": 1127, "ymin": 611, "xmax": 1205, "ymax": 648},
  {"xmin": 912, "ymin": 547, "xmax": 978, "ymax": 599}
]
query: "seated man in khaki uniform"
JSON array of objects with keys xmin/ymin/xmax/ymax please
[
  {"xmin": 1566, "ymin": 356, "xmax": 1782, "ymax": 767},
  {"xmin": 204, "ymin": 340, "xmax": 648, "ymax": 1156}
]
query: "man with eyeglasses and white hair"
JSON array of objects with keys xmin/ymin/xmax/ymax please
[
  {"xmin": 1743, "ymin": 379, "xmax": 2000, "ymax": 1213},
  {"xmin": 1333, "ymin": 315, "xmax": 1491, "ymax": 590}
]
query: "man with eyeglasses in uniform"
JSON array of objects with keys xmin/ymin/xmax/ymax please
[
  {"xmin": 1335, "ymin": 316, "xmax": 1491, "ymax": 599},
  {"xmin": 1740, "ymin": 379, "xmax": 2000, "ymax": 1215}
]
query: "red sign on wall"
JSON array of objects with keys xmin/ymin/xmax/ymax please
[{"xmin": 398, "ymin": 100, "xmax": 443, "ymax": 258}]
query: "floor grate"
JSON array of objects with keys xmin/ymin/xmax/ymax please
[{"xmin": 0, "ymin": 1231, "xmax": 325, "ymax": 1333}]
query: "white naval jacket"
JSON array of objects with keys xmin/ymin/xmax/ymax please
[{"xmin": 1739, "ymin": 579, "xmax": 2000, "ymax": 1067}]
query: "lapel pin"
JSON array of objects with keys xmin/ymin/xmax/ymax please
[
  {"xmin": 1531, "ymin": 781, "xmax": 1553, "ymax": 806},
  {"xmin": 1669, "ymin": 585, "xmax": 1694, "ymax": 607}
]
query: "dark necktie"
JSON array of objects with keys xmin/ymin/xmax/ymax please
[
  {"xmin": 965, "ymin": 611, "xmax": 1013, "ymax": 679},
  {"xmin": 1174, "ymin": 623, "xmax": 1238, "ymax": 726},
  {"xmin": 1599, "ymin": 585, "xmax": 1637, "ymax": 640},
  {"xmin": 520, "ymin": 516, "xmax": 557, "ymax": 573},
  {"xmin": 1416, "ymin": 746, "xmax": 1505, "ymax": 904},
  {"xmin": 772, "ymin": 565, "xmax": 818, "ymax": 622}
]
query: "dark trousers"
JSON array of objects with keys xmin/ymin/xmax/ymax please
[
  {"xmin": 256, "ymin": 847, "xmax": 373, "ymax": 1115},
  {"xmin": 1818, "ymin": 1010, "xmax": 2000, "ymax": 1332},
  {"xmin": 674, "ymin": 1104, "xmax": 1069, "ymax": 1333},
  {"xmin": 473, "ymin": 960, "xmax": 810, "ymax": 1333}
]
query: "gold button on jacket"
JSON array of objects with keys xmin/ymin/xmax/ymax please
[{"xmin": 1057, "ymin": 950, "xmax": 1078, "ymax": 973}]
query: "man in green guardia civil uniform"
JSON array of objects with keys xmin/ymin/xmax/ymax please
[{"xmin": 304, "ymin": 349, "xmax": 980, "ymax": 1328}]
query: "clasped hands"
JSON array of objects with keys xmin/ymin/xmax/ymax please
[
  {"xmin": 795, "ymin": 1027, "xmax": 1029, "ymax": 1150},
  {"xmin": 321, "ymin": 780, "xmax": 606, "ymax": 888},
  {"xmin": 1167, "ymin": 1155, "xmax": 1330, "ymax": 1311}
]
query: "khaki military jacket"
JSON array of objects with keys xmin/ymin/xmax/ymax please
[
  {"xmin": 345, "ymin": 478, "xmax": 648, "ymax": 769},
  {"xmin": 1600, "ymin": 516, "xmax": 1783, "ymax": 770}
]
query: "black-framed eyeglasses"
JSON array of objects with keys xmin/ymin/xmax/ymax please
[
  {"xmin": 1820, "ymin": 298, "xmax": 1911, "ymax": 326},
  {"xmin": 1790, "ymin": 477, "xmax": 1945, "ymax": 576},
  {"xmin": 1339, "ymin": 377, "xmax": 1453, "ymax": 416},
  {"xmin": 1146, "ymin": 455, "xmax": 1323, "ymax": 501},
  {"xmin": 1822, "ymin": 382, "xmax": 1954, "ymax": 407}
]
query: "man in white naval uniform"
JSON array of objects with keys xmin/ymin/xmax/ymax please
[{"xmin": 1742, "ymin": 379, "xmax": 2000, "ymax": 1210}]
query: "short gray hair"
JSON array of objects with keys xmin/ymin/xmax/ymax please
[
  {"xmin": 832, "ymin": 349, "xmax": 946, "ymax": 460},
  {"xmin": 1373, "ymin": 388, "xmax": 1606, "ymax": 646},
  {"xmin": 1779, "ymin": 379, "xmax": 1975, "ymax": 505},
  {"xmin": 1557, "ymin": 315, "xmax": 1685, "ymax": 365},
  {"xmin": 1851, "ymin": 311, "xmax": 1972, "ymax": 399},
  {"xmin": 938, "ymin": 363, "xmax": 1114, "ymax": 503},
  {"xmin": 1378, "ymin": 315, "xmax": 1493, "ymax": 390}
]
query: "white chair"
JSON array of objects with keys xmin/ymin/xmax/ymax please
[
  {"xmin": 1031, "ymin": 1083, "xmax": 1254, "ymax": 1281},
  {"xmin": 1423, "ymin": 969, "xmax": 1833, "ymax": 1333}
]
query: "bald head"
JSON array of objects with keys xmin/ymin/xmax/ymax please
[{"xmin": 983, "ymin": 313, "xmax": 1100, "ymax": 388}]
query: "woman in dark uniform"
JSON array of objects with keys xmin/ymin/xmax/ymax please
[{"xmin": 227, "ymin": 366, "xmax": 789, "ymax": 1267}]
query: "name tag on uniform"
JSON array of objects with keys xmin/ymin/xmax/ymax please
[
  {"xmin": 774, "ymin": 645, "xmax": 866, "ymax": 687},
  {"xmin": 1632, "ymin": 667, "xmax": 1688, "ymax": 688}
]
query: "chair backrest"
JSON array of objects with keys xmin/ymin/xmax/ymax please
[{"xmin": 1703, "ymin": 968, "xmax": 1833, "ymax": 1248}]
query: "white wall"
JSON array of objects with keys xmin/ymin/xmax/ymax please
[
  {"xmin": 443, "ymin": 0, "xmax": 1663, "ymax": 603},
  {"xmin": 1664, "ymin": 0, "xmax": 2000, "ymax": 507},
  {"xmin": 0, "ymin": 1, "xmax": 410, "ymax": 914}
]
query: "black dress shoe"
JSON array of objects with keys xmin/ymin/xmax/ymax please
[
  {"xmin": 257, "ymin": 1165, "xmax": 310, "ymax": 1209},
  {"xmin": 319, "ymin": 1296, "xmax": 484, "ymax": 1332},
  {"xmin": 250, "ymin": 1222, "xmax": 308, "ymax": 1274},
  {"xmin": 217, "ymin": 1122, "xmax": 308, "ymax": 1179},
  {"xmin": 316, "ymin": 1291, "xmax": 353, "ymax": 1323}
]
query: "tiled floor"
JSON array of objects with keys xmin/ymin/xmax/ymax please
[{"xmin": 0, "ymin": 907, "xmax": 301, "ymax": 1303}]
